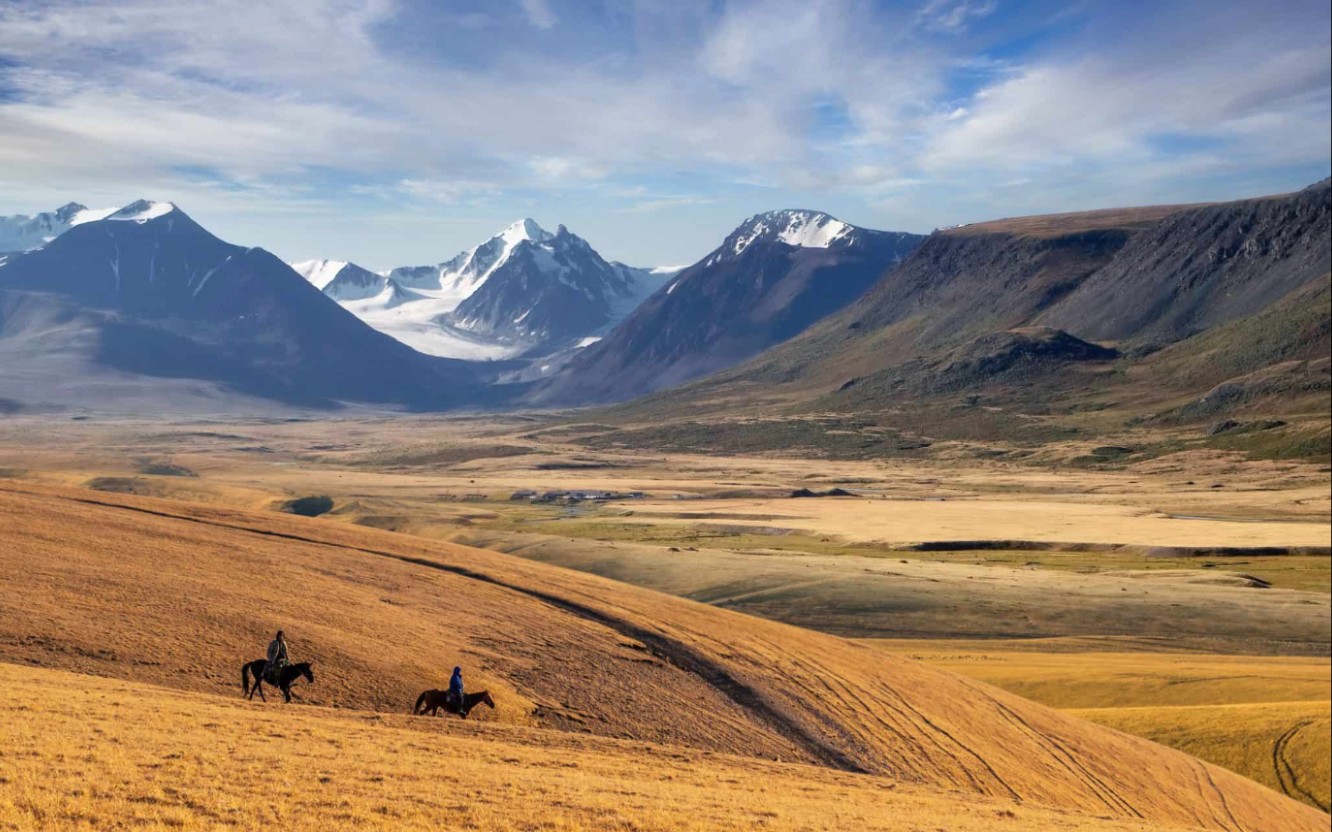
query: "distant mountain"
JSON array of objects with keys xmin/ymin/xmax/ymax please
[
  {"xmin": 444, "ymin": 224, "xmax": 658, "ymax": 346},
  {"xmin": 529, "ymin": 210, "xmax": 923, "ymax": 404},
  {"xmin": 291, "ymin": 260, "xmax": 390, "ymax": 302},
  {"xmin": 293, "ymin": 219, "xmax": 666, "ymax": 361},
  {"xmin": 0, "ymin": 202, "xmax": 117, "ymax": 252},
  {"xmin": 606, "ymin": 181, "xmax": 1331, "ymax": 456},
  {"xmin": 0, "ymin": 201, "xmax": 483, "ymax": 412}
]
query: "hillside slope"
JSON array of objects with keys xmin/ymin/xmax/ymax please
[
  {"xmin": 0, "ymin": 480, "xmax": 1323, "ymax": 831},
  {"xmin": 3, "ymin": 663, "xmax": 1210, "ymax": 832},
  {"xmin": 616, "ymin": 184, "xmax": 1329, "ymax": 437}
]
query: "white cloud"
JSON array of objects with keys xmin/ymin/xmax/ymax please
[
  {"xmin": 916, "ymin": 0, "xmax": 998, "ymax": 34},
  {"xmin": 520, "ymin": 0, "xmax": 556, "ymax": 29},
  {"xmin": 0, "ymin": 0, "xmax": 1326, "ymax": 266},
  {"xmin": 923, "ymin": 42, "xmax": 1331, "ymax": 174}
]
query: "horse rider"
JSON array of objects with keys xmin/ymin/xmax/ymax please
[
  {"xmin": 448, "ymin": 666, "xmax": 465, "ymax": 711},
  {"xmin": 266, "ymin": 630, "xmax": 290, "ymax": 684}
]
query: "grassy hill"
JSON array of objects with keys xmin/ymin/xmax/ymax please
[
  {"xmin": 1, "ymin": 480, "xmax": 1326, "ymax": 831},
  {"xmin": 2, "ymin": 663, "xmax": 1219, "ymax": 832}
]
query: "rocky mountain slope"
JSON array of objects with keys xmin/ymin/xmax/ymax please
[
  {"xmin": 0, "ymin": 201, "xmax": 483, "ymax": 411},
  {"xmin": 591, "ymin": 182, "xmax": 1329, "ymax": 459},
  {"xmin": 530, "ymin": 210, "xmax": 923, "ymax": 404}
]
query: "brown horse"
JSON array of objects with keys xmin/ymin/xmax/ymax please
[{"xmin": 413, "ymin": 689, "xmax": 495, "ymax": 718}]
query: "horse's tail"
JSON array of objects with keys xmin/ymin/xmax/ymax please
[
  {"xmin": 241, "ymin": 662, "xmax": 250, "ymax": 695},
  {"xmin": 413, "ymin": 690, "xmax": 428, "ymax": 715}
]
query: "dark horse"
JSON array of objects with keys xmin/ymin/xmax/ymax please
[
  {"xmin": 241, "ymin": 660, "xmax": 314, "ymax": 703},
  {"xmin": 413, "ymin": 689, "xmax": 495, "ymax": 718}
]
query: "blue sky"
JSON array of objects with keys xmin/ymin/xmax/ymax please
[{"xmin": 0, "ymin": 0, "xmax": 1328, "ymax": 269}]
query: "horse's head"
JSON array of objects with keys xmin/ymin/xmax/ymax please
[
  {"xmin": 482, "ymin": 691, "xmax": 495, "ymax": 709},
  {"xmin": 300, "ymin": 663, "xmax": 315, "ymax": 684}
]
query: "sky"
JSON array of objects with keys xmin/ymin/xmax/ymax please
[{"xmin": 1, "ymin": 0, "xmax": 1329, "ymax": 270}]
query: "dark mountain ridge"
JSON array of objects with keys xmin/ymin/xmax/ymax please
[
  {"xmin": 593, "ymin": 181, "xmax": 1329, "ymax": 459},
  {"xmin": 530, "ymin": 210, "xmax": 924, "ymax": 405},
  {"xmin": 0, "ymin": 202, "xmax": 484, "ymax": 411}
]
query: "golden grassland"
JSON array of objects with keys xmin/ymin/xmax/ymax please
[
  {"xmin": 1069, "ymin": 701, "xmax": 1330, "ymax": 815},
  {"xmin": 865, "ymin": 640, "xmax": 1332, "ymax": 812},
  {"xmin": 2, "ymin": 481, "xmax": 1326, "ymax": 831},
  {"xmin": 0, "ymin": 663, "xmax": 1215, "ymax": 832},
  {"xmin": 604, "ymin": 495, "xmax": 1332, "ymax": 549},
  {"xmin": 1, "ymin": 416, "xmax": 1329, "ymax": 828}
]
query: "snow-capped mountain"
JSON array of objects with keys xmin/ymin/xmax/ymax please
[
  {"xmin": 0, "ymin": 202, "xmax": 118, "ymax": 252},
  {"xmin": 291, "ymin": 260, "xmax": 388, "ymax": 302},
  {"xmin": 0, "ymin": 200, "xmax": 483, "ymax": 411},
  {"xmin": 444, "ymin": 224, "xmax": 660, "ymax": 345},
  {"xmin": 530, "ymin": 209, "xmax": 924, "ymax": 405},
  {"xmin": 293, "ymin": 219, "xmax": 668, "ymax": 361}
]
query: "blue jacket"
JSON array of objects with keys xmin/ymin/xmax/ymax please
[{"xmin": 449, "ymin": 669, "xmax": 464, "ymax": 698}]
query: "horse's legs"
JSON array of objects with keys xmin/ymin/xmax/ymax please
[
  {"xmin": 255, "ymin": 678, "xmax": 266, "ymax": 702},
  {"xmin": 282, "ymin": 683, "xmax": 292, "ymax": 704}
]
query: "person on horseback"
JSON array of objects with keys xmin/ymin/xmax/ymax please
[
  {"xmin": 447, "ymin": 666, "xmax": 464, "ymax": 712},
  {"xmin": 265, "ymin": 630, "xmax": 289, "ymax": 684}
]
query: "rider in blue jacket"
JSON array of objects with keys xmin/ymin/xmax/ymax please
[{"xmin": 448, "ymin": 666, "xmax": 465, "ymax": 710}]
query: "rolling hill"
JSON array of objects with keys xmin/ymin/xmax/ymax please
[{"xmin": 0, "ymin": 479, "xmax": 1324, "ymax": 831}]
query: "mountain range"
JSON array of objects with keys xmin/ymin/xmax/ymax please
[
  {"xmin": 292, "ymin": 220, "xmax": 668, "ymax": 362},
  {"xmin": 529, "ymin": 209, "xmax": 923, "ymax": 404},
  {"xmin": 0, "ymin": 201, "xmax": 483, "ymax": 412},
  {"xmin": 1, "ymin": 181, "xmax": 1328, "ymax": 436},
  {"xmin": 0, "ymin": 202, "xmax": 117, "ymax": 253},
  {"xmin": 603, "ymin": 179, "xmax": 1330, "ymax": 459}
]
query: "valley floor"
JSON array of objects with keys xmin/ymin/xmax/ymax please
[{"xmin": 0, "ymin": 412, "xmax": 1328, "ymax": 826}]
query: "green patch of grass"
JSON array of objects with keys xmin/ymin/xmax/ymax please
[
  {"xmin": 349, "ymin": 444, "xmax": 539, "ymax": 468},
  {"xmin": 139, "ymin": 463, "xmax": 197, "ymax": 477},
  {"xmin": 578, "ymin": 418, "xmax": 933, "ymax": 459},
  {"xmin": 1206, "ymin": 423, "xmax": 1332, "ymax": 462}
]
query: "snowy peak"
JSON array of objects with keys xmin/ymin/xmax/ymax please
[
  {"xmin": 702, "ymin": 209, "xmax": 921, "ymax": 269},
  {"xmin": 106, "ymin": 200, "xmax": 178, "ymax": 223},
  {"xmin": 0, "ymin": 201, "xmax": 119, "ymax": 252},
  {"xmin": 291, "ymin": 259, "xmax": 351, "ymax": 290},
  {"xmin": 53, "ymin": 202, "xmax": 90, "ymax": 224},
  {"xmin": 727, "ymin": 209, "xmax": 854, "ymax": 258},
  {"xmin": 303, "ymin": 219, "xmax": 667, "ymax": 360},
  {"xmin": 389, "ymin": 218, "xmax": 553, "ymax": 293},
  {"xmin": 499, "ymin": 218, "xmax": 553, "ymax": 247}
]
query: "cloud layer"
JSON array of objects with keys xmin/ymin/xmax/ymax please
[{"xmin": 1, "ymin": 0, "xmax": 1327, "ymax": 267}]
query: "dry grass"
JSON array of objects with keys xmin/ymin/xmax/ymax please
[
  {"xmin": 610, "ymin": 496, "xmax": 1332, "ymax": 549},
  {"xmin": 1070, "ymin": 701, "xmax": 1331, "ymax": 815},
  {"xmin": 866, "ymin": 641, "xmax": 1332, "ymax": 812},
  {"xmin": 1, "ymin": 418, "xmax": 1330, "ymax": 828},
  {"xmin": 2, "ymin": 481, "xmax": 1326, "ymax": 831},
  {"xmin": 940, "ymin": 204, "xmax": 1208, "ymax": 239},
  {"xmin": 0, "ymin": 663, "xmax": 1206, "ymax": 832}
]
